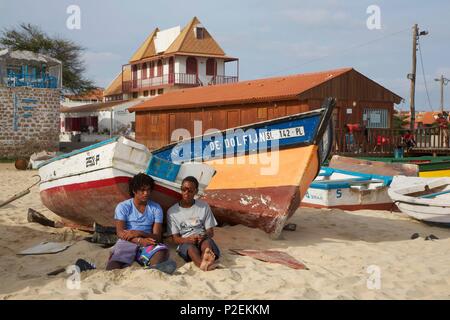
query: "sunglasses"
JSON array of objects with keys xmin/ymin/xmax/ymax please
[{"xmin": 181, "ymin": 187, "xmax": 196, "ymax": 193}]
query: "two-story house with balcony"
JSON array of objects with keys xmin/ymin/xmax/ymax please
[
  {"xmin": 104, "ymin": 16, "xmax": 239, "ymax": 101},
  {"xmin": 61, "ymin": 17, "xmax": 239, "ymax": 148}
]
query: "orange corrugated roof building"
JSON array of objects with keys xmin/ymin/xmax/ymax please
[
  {"xmin": 129, "ymin": 67, "xmax": 403, "ymax": 150},
  {"xmin": 65, "ymin": 88, "xmax": 104, "ymax": 101},
  {"xmin": 129, "ymin": 67, "xmax": 401, "ymax": 112}
]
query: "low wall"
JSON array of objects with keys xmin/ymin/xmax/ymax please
[{"xmin": 0, "ymin": 86, "xmax": 60, "ymax": 159}]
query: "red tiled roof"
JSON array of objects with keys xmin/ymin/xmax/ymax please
[
  {"xmin": 416, "ymin": 111, "xmax": 440, "ymax": 125},
  {"xmin": 65, "ymin": 88, "xmax": 104, "ymax": 101},
  {"xmin": 61, "ymin": 100, "xmax": 128, "ymax": 113},
  {"xmin": 129, "ymin": 67, "xmax": 353, "ymax": 112},
  {"xmin": 403, "ymin": 111, "xmax": 441, "ymax": 125}
]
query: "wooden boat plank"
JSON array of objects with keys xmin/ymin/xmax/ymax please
[{"xmin": 329, "ymin": 155, "xmax": 419, "ymax": 177}]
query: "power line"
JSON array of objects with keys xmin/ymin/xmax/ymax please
[
  {"xmin": 417, "ymin": 37, "xmax": 434, "ymax": 111},
  {"xmin": 261, "ymin": 27, "xmax": 410, "ymax": 78}
]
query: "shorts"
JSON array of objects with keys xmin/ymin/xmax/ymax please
[
  {"xmin": 109, "ymin": 239, "xmax": 168, "ymax": 266},
  {"xmin": 177, "ymin": 238, "xmax": 220, "ymax": 262}
]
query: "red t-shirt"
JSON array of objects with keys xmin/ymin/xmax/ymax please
[
  {"xmin": 347, "ymin": 124, "xmax": 359, "ymax": 133},
  {"xmin": 437, "ymin": 118, "xmax": 448, "ymax": 129},
  {"xmin": 403, "ymin": 133, "xmax": 413, "ymax": 140}
]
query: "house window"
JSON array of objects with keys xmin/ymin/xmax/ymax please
[
  {"xmin": 158, "ymin": 89, "xmax": 164, "ymax": 95},
  {"xmin": 195, "ymin": 27, "xmax": 205, "ymax": 39},
  {"xmin": 150, "ymin": 90, "xmax": 156, "ymax": 96},
  {"xmin": 143, "ymin": 90, "xmax": 149, "ymax": 97},
  {"xmin": 363, "ymin": 108, "xmax": 389, "ymax": 128},
  {"xmin": 142, "ymin": 63, "xmax": 147, "ymax": 79},
  {"xmin": 149, "ymin": 61, "xmax": 154, "ymax": 78},
  {"xmin": 186, "ymin": 57, "xmax": 197, "ymax": 75},
  {"xmin": 157, "ymin": 60, "xmax": 163, "ymax": 77},
  {"xmin": 206, "ymin": 58, "xmax": 216, "ymax": 76},
  {"xmin": 132, "ymin": 92, "xmax": 138, "ymax": 99}
]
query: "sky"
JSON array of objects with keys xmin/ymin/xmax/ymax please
[{"xmin": 1, "ymin": 0, "xmax": 449, "ymax": 112}]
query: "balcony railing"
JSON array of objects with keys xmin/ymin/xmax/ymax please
[
  {"xmin": 122, "ymin": 73, "xmax": 238, "ymax": 93},
  {"xmin": 333, "ymin": 127, "xmax": 450, "ymax": 156},
  {"xmin": 4, "ymin": 71, "xmax": 59, "ymax": 89}
]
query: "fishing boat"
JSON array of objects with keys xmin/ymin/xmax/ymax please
[
  {"xmin": 151, "ymin": 98, "xmax": 336, "ymax": 238},
  {"xmin": 301, "ymin": 167, "xmax": 393, "ymax": 210},
  {"xmin": 358, "ymin": 156, "xmax": 450, "ymax": 178},
  {"xmin": 388, "ymin": 176, "xmax": 450, "ymax": 226},
  {"xmin": 38, "ymin": 136, "xmax": 215, "ymax": 229},
  {"xmin": 329, "ymin": 155, "xmax": 419, "ymax": 177}
]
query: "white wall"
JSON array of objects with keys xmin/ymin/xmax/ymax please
[
  {"xmin": 98, "ymin": 105, "xmax": 135, "ymax": 134},
  {"xmin": 137, "ymin": 56, "xmax": 225, "ymax": 78},
  {"xmin": 217, "ymin": 59, "xmax": 225, "ymax": 76},
  {"xmin": 175, "ymin": 56, "xmax": 186, "ymax": 74}
]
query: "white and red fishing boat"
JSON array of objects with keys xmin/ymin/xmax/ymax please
[{"xmin": 38, "ymin": 136, "xmax": 215, "ymax": 229}]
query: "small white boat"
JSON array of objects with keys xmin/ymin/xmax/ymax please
[
  {"xmin": 301, "ymin": 167, "xmax": 393, "ymax": 210},
  {"xmin": 388, "ymin": 176, "xmax": 450, "ymax": 226},
  {"xmin": 38, "ymin": 136, "xmax": 215, "ymax": 229}
]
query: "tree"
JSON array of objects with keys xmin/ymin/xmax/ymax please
[
  {"xmin": 0, "ymin": 23, "xmax": 95, "ymax": 94},
  {"xmin": 392, "ymin": 113, "xmax": 410, "ymax": 130}
]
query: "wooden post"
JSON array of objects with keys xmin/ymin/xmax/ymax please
[{"xmin": 409, "ymin": 24, "xmax": 418, "ymax": 132}]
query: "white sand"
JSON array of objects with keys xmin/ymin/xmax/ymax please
[{"xmin": 0, "ymin": 162, "xmax": 450, "ymax": 300}]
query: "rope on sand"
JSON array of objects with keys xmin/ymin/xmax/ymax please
[{"xmin": 0, "ymin": 175, "xmax": 41, "ymax": 209}]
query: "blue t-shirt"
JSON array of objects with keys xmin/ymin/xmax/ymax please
[{"xmin": 114, "ymin": 198, "xmax": 163, "ymax": 233}]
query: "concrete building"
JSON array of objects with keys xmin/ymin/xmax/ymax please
[{"xmin": 0, "ymin": 49, "xmax": 62, "ymax": 159}]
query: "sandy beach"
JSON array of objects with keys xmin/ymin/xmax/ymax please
[{"xmin": 0, "ymin": 162, "xmax": 449, "ymax": 300}]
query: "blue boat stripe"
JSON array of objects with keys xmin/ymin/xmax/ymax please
[
  {"xmin": 153, "ymin": 113, "xmax": 321, "ymax": 162},
  {"xmin": 38, "ymin": 137, "xmax": 120, "ymax": 168},
  {"xmin": 310, "ymin": 166, "xmax": 393, "ymax": 189}
]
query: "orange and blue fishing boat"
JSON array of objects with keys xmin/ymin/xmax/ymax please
[{"xmin": 152, "ymin": 98, "xmax": 336, "ymax": 238}]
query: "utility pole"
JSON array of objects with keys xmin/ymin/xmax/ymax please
[
  {"xmin": 110, "ymin": 108, "xmax": 113, "ymax": 138},
  {"xmin": 434, "ymin": 75, "xmax": 449, "ymax": 113},
  {"xmin": 408, "ymin": 24, "xmax": 428, "ymax": 131},
  {"xmin": 408, "ymin": 24, "xmax": 418, "ymax": 131}
]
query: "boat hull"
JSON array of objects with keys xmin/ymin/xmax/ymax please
[
  {"xmin": 396, "ymin": 202, "xmax": 450, "ymax": 225},
  {"xmin": 388, "ymin": 176, "xmax": 450, "ymax": 226},
  {"xmin": 301, "ymin": 167, "xmax": 393, "ymax": 211},
  {"xmin": 152, "ymin": 99, "xmax": 336, "ymax": 238},
  {"xmin": 202, "ymin": 145, "xmax": 319, "ymax": 237},
  {"xmin": 40, "ymin": 169, "xmax": 182, "ymax": 229},
  {"xmin": 40, "ymin": 174, "xmax": 130, "ymax": 228},
  {"xmin": 38, "ymin": 137, "xmax": 213, "ymax": 229},
  {"xmin": 301, "ymin": 188, "xmax": 393, "ymax": 211},
  {"xmin": 357, "ymin": 156, "xmax": 450, "ymax": 177}
]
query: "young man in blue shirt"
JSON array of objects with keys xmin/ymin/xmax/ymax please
[{"xmin": 106, "ymin": 173, "xmax": 172, "ymax": 271}]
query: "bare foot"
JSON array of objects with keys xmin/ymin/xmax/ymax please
[{"xmin": 200, "ymin": 248, "xmax": 216, "ymax": 271}]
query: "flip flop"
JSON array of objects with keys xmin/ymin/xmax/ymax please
[
  {"xmin": 410, "ymin": 233, "xmax": 420, "ymax": 240},
  {"xmin": 425, "ymin": 234, "xmax": 439, "ymax": 241},
  {"xmin": 75, "ymin": 259, "xmax": 96, "ymax": 271},
  {"xmin": 47, "ymin": 258, "xmax": 96, "ymax": 276}
]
